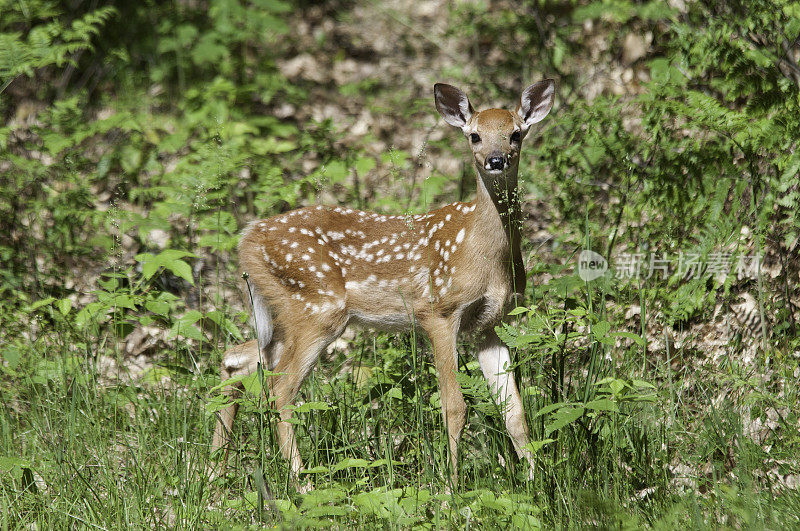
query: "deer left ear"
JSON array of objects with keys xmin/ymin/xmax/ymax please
[{"xmin": 518, "ymin": 79, "xmax": 556, "ymax": 129}]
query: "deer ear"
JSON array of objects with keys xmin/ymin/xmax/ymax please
[
  {"xmin": 518, "ymin": 79, "xmax": 556, "ymax": 129},
  {"xmin": 434, "ymin": 83, "xmax": 474, "ymax": 129}
]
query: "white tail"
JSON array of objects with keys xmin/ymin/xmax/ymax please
[{"xmin": 211, "ymin": 79, "xmax": 556, "ymax": 489}]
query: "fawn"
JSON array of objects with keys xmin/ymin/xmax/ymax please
[{"xmin": 211, "ymin": 80, "xmax": 556, "ymax": 489}]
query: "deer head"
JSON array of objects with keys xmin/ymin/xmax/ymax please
[{"xmin": 434, "ymin": 80, "xmax": 556, "ymax": 207}]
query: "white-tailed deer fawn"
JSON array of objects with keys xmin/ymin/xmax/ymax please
[{"xmin": 211, "ymin": 80, "xmax": 556, "ymax": 489}]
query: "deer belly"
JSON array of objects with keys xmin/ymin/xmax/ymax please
[{"xmin": 344, "ymin": 276, "xmax": 417, "ymax": 331}]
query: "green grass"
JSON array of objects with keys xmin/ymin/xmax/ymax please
[{"xmin": 2, "ymin": 265, "xmax": 798, "ymax": 528}]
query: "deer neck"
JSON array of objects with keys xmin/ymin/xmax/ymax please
[{"xmin": 473, "ymin": 162, "xmax": 526, "ymax": 298}]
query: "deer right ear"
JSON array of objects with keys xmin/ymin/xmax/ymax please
[{"xmin": 434, "ymin": 83, "xmax": 474, "ymax": 129}]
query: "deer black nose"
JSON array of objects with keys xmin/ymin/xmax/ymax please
[{"xmin": 486, "ymin": 154, "xmax": 505, "ymax": 170}]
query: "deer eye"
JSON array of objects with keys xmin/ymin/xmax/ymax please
[
  {"xmin": 470, "ymin": 133, "xmax": 481, "ymax": 144},
  {"xmin": 510, "ymin": 131, "xmax": 521, "ymax": 143}
]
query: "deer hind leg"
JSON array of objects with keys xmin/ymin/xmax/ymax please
[
  {"xmin": 426, "ymin": 315, "xmax": 467, "ymax": 486},
  {"xmin": 210, "ymin": 339, "xmax": 263, "ymax": 472},
  {"xmin": 268, "ymin": 317, "xmax": 345, "ymax": 491},
  {"xmin": 477, "ymin": 332, "xmax": 535, "ymax": 475}
]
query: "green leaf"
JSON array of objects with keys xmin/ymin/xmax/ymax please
[
  {"xmin": 534, "ymin": 401, "xmax": 567, "ymax": 418},
  {"xmin": 163, "ymin": 257, "xmax": 193, "ymax": 285},
  {"xmin": 608, "ymin": 379, "xmax": 628, "ymax": 396},
  {"xmin": 141, "ymin": 260, "xmax": 159, "ymax": 280},
  {"xmin": 331, "ymin": 458, "xmax": 370, "ymax": 472},
  {"xmin": 55, "ymin": 298, "xmax": 72, "ymax": 315},
  {"xmin": 169, "ymin": 310, "xmax": 204, "ymax": 340},
  {"xmin": 146, "ymin": 300, "xmax": 170, "ymax": 316},
  {"xmin": 135, "ymin": 250, "xmax": 196, "ymax": 284},
  {"xmin": 524, "ymin": 439, "xmax": 555, "ymax": 453},
  {"xmin": 545, "ymin": 407, "xmax": 584, "ymax": 436},
  {"xmin": 584, "ymin": 398, "xmax": 619, "ymax": 412},
  {"xmin": 27, "ymin": 297, "xmax": 55, "ymax": 312},
  {"xmin": 108, "ymin": 294, "xmax": 136, "ymax": 310},
  {"xmin": 507, "ymin": 306, "xmax": 529, "ymax": 316},
  {"xmin": 301, "ymin": 465, "xmax": 330, "ymax": 474},
  {"xmin": 205, "ymin": 310, "xmax": 244, "ymax": 340},
  {"xmin": 592, "ymin": 320, "xmax": 611, "ymax": 339}
]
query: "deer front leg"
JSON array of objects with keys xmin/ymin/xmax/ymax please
[
  {"xmin": 427, "ymin": 315, "xmax": 467, "ymax": 487},
  {"xmin": 477, "ymin": 332, "xmax": 535, "ymax": 477}
]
